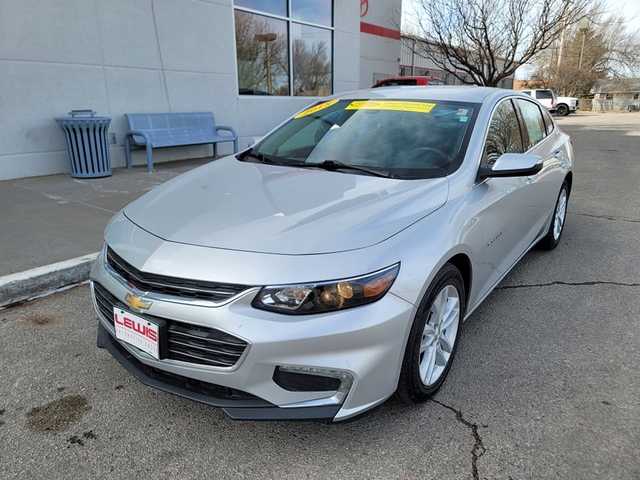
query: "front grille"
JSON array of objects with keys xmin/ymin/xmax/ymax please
[
  {"xmin": 106, "ymin": 333, "xmax": 264, "ymax": 405},
  {"xmin": 106, "ymin": 246, "xmax": 251, "ymax": 303},
  {"xmin": 93, "ymin": 282, "xmax": 248, "ymax": 368}
]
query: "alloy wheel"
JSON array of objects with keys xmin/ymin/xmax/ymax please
[
  {"xmin": 553, "ymin": 188, "xmax": 568, "ymax": 241},
  {"xmin": 419, "ymin": 285, "xmax": 460, "ymax": 386}
]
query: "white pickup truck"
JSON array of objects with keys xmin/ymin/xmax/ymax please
[
  {"xmin": 555, "ymin": 95, "xmax": 580, "ymax": 116},
  {"xmin": 520, "ymin": 89, "xmax": 579, "ymax": 116}
]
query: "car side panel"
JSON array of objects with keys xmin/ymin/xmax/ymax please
[{"xmin": 385, "ymin": 172, "xmax": 485, "ymax": 311}]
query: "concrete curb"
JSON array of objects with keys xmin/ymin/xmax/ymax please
[{"xmin": 0, "ymin": 252, "xmax": 99, "ymax": 307}]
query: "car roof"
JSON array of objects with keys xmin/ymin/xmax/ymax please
[{"xmin": 334, "ymin": 85, "xmax": 518, "ymax": 104}]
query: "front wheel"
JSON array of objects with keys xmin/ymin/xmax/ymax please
[
  {"xmin": 556, "ymin": 104, "xmax": 570, "ymax": 116},
  {"xmin": 538, "ymin": 180, "xmax": 569, "ymax": 250},
  {"xmin": 397, "ymin": 263, "xmax": 465, "ymax": 404}
]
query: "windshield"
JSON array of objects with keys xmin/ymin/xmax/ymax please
[{"xmin": 244, "ymin": 99, "xmax": 479, "ymax": 180}]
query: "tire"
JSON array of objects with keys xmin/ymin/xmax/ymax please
[
  {"xmin": 538, "ymin": 180, "xmax": 569, "ymax": 250},
  {"xmin": 397, "ymin": 263, "xmax": 465, "ymax": 404},
  {"xmin": 556, "ymin": 104, "xmax": 569, "ymax": 116}
]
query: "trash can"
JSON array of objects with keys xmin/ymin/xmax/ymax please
[{"xmin": 55, "ymin": 110, "xmax": 112, "ymax": 178}]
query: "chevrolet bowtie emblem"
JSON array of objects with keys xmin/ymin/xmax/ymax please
[{"xmin": 124, "ymin": 293, "xmax": 152, "ymax": 311}]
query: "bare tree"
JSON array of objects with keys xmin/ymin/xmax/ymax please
[
  {"xmin": 406, "ymin": 0, "xmax": 593, "ymax": 87},
  {"xmin": 528, "ymin": 1, "xmax": 640, "ymax": 95},
  {"xmin": 293, "ymin": 39, "xmax": 332, "ymax": 96}
]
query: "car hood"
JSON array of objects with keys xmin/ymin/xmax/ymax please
[{"xmin": 123, "ymin": 157, "xmax": 449, "ymax": 255}]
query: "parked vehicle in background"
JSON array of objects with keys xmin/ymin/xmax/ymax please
[
  {"xmin": 372, "ymin": 76, "xmax": 444, "ymax": 87},
  {"xmin": 554, "ymin": 96, "xmax": 580, "ymax": 116},
  {"xmin": 520, "ymin": 89, "xmax": 578, "ymax": 116},
  {"xmin": 520, "ymin": 89, "xmax": 557, "ymax": 113}
]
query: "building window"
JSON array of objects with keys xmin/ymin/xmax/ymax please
[
  {"xmin": 633, "ymin": 93, "xmax": 639, "ymax": 100},
  {"xmin": 234, "ymin": 1, "xmax": 333, "ymax": 96},
  {"xmin": 605, "ymin": 93, "xmax": 614, "ymax": 100}
]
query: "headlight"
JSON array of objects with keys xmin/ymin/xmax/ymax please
[{"xmin": 252, "ymin": 264, "xmax": 400, "ymax": 315}]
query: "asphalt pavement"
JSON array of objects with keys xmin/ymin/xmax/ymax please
[{"xmin": 0, "ymin": 112, "xmax": 639, "ymax": 479}]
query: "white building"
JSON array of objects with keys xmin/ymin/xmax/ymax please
[{"xmin": 0, "ymin": 0, "xmax": 402, "ymax": 180}]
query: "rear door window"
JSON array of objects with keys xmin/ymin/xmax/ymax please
[{"xmin": 515, "ymin": 99, "xmax": 547, "ymax": 150}]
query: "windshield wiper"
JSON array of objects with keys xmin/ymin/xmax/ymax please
[
  {"xmin": 307, "ymin": 160, "xmax": 395, "ymax": 179},
  {"xmin": 240, "ymin": 152, "xmax": 394, "ymax": 178},
  {"xmin": 239, "ymin": 149, "xmax": 287, "ymax": 166}
]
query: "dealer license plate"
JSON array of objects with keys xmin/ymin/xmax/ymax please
[{"xmin": 113, "ymin": 307, "xmax": 161, "ymax": 359}]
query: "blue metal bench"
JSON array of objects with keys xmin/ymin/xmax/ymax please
[{"xmin": 124, "ymin": 112, "xmax": 239, "ymax": 172}]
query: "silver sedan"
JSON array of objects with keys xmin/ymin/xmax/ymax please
[{"xmin": 91, "ymin": 86, "xmax": 573, "ymax": 422}]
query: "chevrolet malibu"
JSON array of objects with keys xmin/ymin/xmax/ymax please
[{"xmin": 91, "ymin": 86, "xmax": 573, "ymax": 422}]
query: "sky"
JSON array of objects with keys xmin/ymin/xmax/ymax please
[{"xmin": 606, "ymin": 0, "xmax": 640, "ymax": 31}]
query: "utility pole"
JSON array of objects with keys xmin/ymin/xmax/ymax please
[
  {"xmin": 411, "ymin": 38, "xmax": 416, "ymax": 76},
  {"xmin": 578, "ymin": 20, "xmax": 589, "ymax": 69},
  {"xmin": 556, "ymin": 0, "xmax": 572, "ymax": 68}
]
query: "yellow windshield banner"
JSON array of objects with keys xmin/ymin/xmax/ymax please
[
  {"xmin": 295, "ymin": 99, "xmax": 339, "ymax": 118},
  {"xmin": 346, "ymin": 100, "xmax": 436, "ymax": 114}
]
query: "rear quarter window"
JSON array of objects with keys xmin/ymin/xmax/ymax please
[{"xmin": 540, "ymin": 107, "xmax": 555, "ymax": 135}]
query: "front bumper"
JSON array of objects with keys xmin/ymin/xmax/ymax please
[
  {"xmin": 98, "ymin": 323, "xmax": 342, "ymax": 421},
  {"xmin": 91, "ymin": 249, "xmax": 416, "ymax": 422}
]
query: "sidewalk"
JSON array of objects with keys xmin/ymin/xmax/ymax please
[{"xmin": 0, "ymin": 158, "xmax": 212, "ymax": 307}]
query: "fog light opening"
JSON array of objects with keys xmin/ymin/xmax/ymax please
[{"xmin": 274, "ymin": 366, "xmax": 353, "ymax": 395}]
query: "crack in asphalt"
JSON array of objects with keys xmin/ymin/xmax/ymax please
[
  {"xmin": 432, "ymin": 400, "xmax": 486, "ymax": 480},
  {"xmin": 570, "ymin": 212, "xmax": 640, "ymax": 224},
  {"xmin": 497, "ymin": 280, "xmax": 640, "ymax": 290}
]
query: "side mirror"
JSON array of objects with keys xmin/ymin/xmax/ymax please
[{"xmin": 478, "ymin": 153, "xmax": 543, "ymax": 180}]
